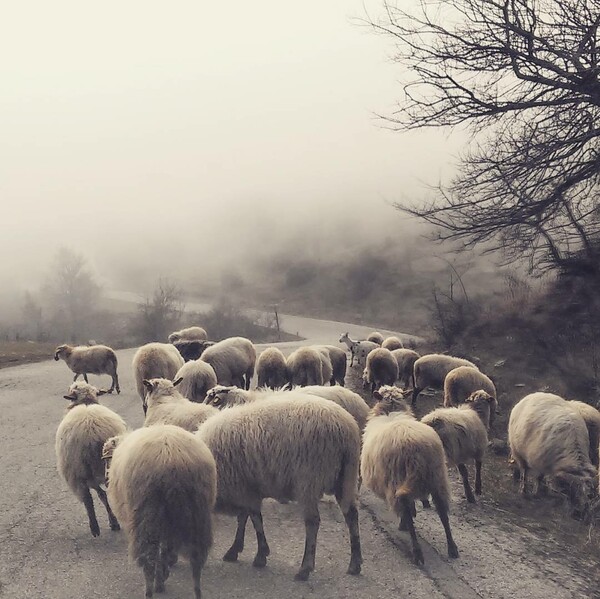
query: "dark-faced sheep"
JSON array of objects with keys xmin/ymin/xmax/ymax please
[
  {"xmin": 55, "ymin": 344, "xmax": 120, "ymax": 394},
  {"xmin": 55, "ymin": 382, "xmax": 126, "ymax": 537},
  {"xmin": 103, "ymin": 425, "xmax": 216, "ymax": 599},
  {"xmin": 196, "ymin": 393, "xmax": 363, "ymax": 581},
  {"xmin": 361, "ymin": 385, "xmax": 459, "ymax": 565}
]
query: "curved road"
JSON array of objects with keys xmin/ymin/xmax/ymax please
[{"xmin": 0, "ymin": 315, "xmax": 593, "ymax": 598}]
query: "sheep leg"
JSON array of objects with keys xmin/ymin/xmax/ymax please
[
  {"xmin": 399, "ymin": 496, "xmax": 424, "ymax": 565},
  {"xmin": 141, "ymin": 544, "xmax": 159, "ymax": 598},
  {"xmin": 111, "ymin": 372, "xmax": 120, "ymax": 394},
  {"xmin": 190, "ymin": 548, "xmax": 205, "ymax": 599},
  {"xmin": 154, "ymin": 545, "xmax": 169, "ymax": 593},
  {"xmin": 295, "ymin": 505, "xmax": 320, "ymax": 581},
  {"xmin": 475, "ymin": 460, "xmax": 483, "ymax": 495},
  {"xmin": 223, "ymin": 512, "xmax": 248, "ymax": 562},
  {"xmin": 398, "ymin": 499, "xmax": 416, "ymax": 530},
  {"xmin": 73, "ymin": 373, "xmax": 80, "ymax": 382},
  {"xmin": 83, "ymin": 373, "xmax": 89, "ymax": 383},
  {"xmin": 457, "ymin": 464, "xmax": 476, "ymax": 503},
  {"xmin": 341, "ymin": 504, "xmax": 362, "ymax": 575},
  {"xmin": 519, "ymin": 464, "xmax": 529, "ymax": 496},
  {"xmin": 82, "ymin": 488, "xmax": 100, "ymax": 537},
  {"xmin": 411, "ymin": 387, "xmax": 422, "ymax": 407},
  {"xmin": 421, "ymin": 497, "xmax": 431, "ymax": 509},
  {"xmin": 249, "ymin": 511, "xmax": 270, "ymax": 568},
  {"xmin": 95, "ymin": 486, "xmax": 120, "ymax": 530},
  {"xmin": 431, "ymin": 493, "xmax": 459, "ymax": 559}
]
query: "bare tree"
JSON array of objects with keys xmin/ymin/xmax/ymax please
[
  {"xmin": 44, "ymin": 248, "xmax": 100, "ymax": 342},
  {"xmin": 370, "ymin": 0, "xmax": 600, "ymax": 275}
]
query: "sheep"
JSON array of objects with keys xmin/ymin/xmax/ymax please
[
  {"xmin": 196, "ymin": 392, "xmax": 362, "ymax": 581},
  {"xmin": 367, "ymin": 332, "xmax": 384, "ymax": 345},
  {"xmin": 55, "ymin": 382, "xmax": 127, "ymax": 537},
  {"xmin": 421, "ymin": 390, "xmax": 495, "ymax": 503},
  {"xmin": 173, "ymin": 340, "xmax": 215, "ymax": 362},
  {"xmin": 174, "ymin": 360, "xmax": 218, "ymax": 403},
  {"xmin": 103, "ymin": 425, "xmax": 216, "ymax": 599},
  {"xmin": 567, "ymin": 400, "xmax": 600, "ymax": 467},
  {"xmin": 312, "ymin": 346, "xmax": 334, "ymax": 386},
  {"xmin": 443, "ymin": 366, "xmax": 497, "ymax": 428},
  {"xmin": 168, "ymin": 326, "xmax": 208, "ymax": 343},
  {"xmin": 205, "ymin": 384, "xmax": 370, "ymax": 433},
  {"xmin": 362, "ymin": 348, "xmax": 399, "ymax": 394},
  {"xmin": 143, "ymin": 378, "xmax": 218, "ymax": 430},
  {"xmin": 200, "ymin": 336, "xmax": 256, "ymax": 390},
  {"xmin": 256, "ymin": 347, "xmax": 289, "ymax": 390},
  {"xmin": 54, "ymin": 344, "xmax": 120, "ymax": 394},
  {"xmin": 361, "ymin": 385, "xmax": 459, "ymax": 565},
  {"xmin": 508, "ymin": 392, "xmax": 597, "ymax": 513},
  {"xmin": 338, "ymin": 333, "xmax": 379, "ymax": 367},
  {"xmin": 311, "ymin": 345, "xmax": 347, "ymax": 386},
  {"xmin": 381, "ymin": 336, "xmax": 404, "ymax": 351},
  {"xmin": 390, "ymin": 348, "xmax": 420, "ymax": 389},
  {"xmin": 286, "ymin": 346, "xmax": 324, "ymax": 386},
  {"xmin": 412, "ymin": 353, "xmax": 477, "ymax": 407}
]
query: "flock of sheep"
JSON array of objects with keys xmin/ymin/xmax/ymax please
[{"xmin": 51, "ymin": 325, "xmax": 600, "ymax": 598}]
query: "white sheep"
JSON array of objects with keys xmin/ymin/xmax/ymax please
[
  {"xmin": 196, "ymin": 393, "xmax": 363, "ymax": 581},
  {"xmin": 390, "ymin": 348, "xmax": 420, "ymax": 389},
  {"xmin": 55, "ymin": 382, "xmax": 127, "ymax": 537},
  {"xmin": 508, "ymin": 392, "xmax": 597, "ymax": 512},
  {"xmin": 143, "ymin": 378, "xmax": 218, "ymax": 431},
  {"xmin": 168, "ymin": 326, "xmax": 208, "ymax": 343},
  {"xmin": 256, "ymin": 347, "xmax": 289, "ymax": 389},
  {"xmin": 367, "ymin": 331, "xmax": 384, "ymax": 345},
  {"xmin": 381, "ymin": 336, "xmax": 404, "ymax": 351},
  {"xmin": 412, "ymin": 353, "xmax": 477, "ymax": 407},
  {"xmin": 362, "ymin": 348, "xmax": 399, "ymax": 394},
  {"xmin": 443, "ymin": 366, "xmax": 497, "ymax": 428},
  {"xmin": 338, "ymin": 333, "xmax": 379, "ymax": 367},
  {"xmin": 54, "ymin": 344, "xmax": 120, "ymax": 394},
  {"xmin": 361, "ymin": 385, "xmax": 459, "ymax": 565},
  {"xmin": 132, "ymin": 342, "xmax": 184, "ymax": 409},
  {"xmin": 286, "ymin": 346, "xmax": 324, "ymax": 386},
  {"xmin": 421, "ymin": 390, "xmax": 495, "ymax": 503},
  {"xmin": 103, "ymin": 425, "xmax": 216, "ymax": 599},
  {"xmin": 311, "ymin": 345, "xmax": 347, "ymax": 386},
  {"xmin": 312, "ymin": 346, "xmax": 334, "ymax": 386},
  {"xmin": 200, "ymin": 336, "xmax": 256, "ymax": 390},
  {"xmin": 175, "ymin": 360, "xmax": 218, "ymax": 403},
  {"xmin": 568, "ymin": 400, "xmax": 600, "ymax": 467}
]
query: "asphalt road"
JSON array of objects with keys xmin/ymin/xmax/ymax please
[{"xmin": 0, "ymin": 316, "xmax": 594, "ymax": 599}]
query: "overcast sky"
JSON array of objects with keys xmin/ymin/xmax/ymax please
[{"xmin": 1, "ymin": 1, "xmax": 462, "ymax": 287}]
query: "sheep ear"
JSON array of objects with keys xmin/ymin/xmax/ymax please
[
  {"xmin": 142, "ymin": 379, "xmax": 154, "ymax": 392},
  {"xmin": 97, "ymin": 389, "xmax": 108, "ymax": 396},
  {"xmin": 63, "ymin": 393, "xmax": 76, "ymax": 401},
  {"xmin": 373, "ymin": 390, "xmax": 383, "ymax": 401},
  {"xmin": 173, "ymin": 377, "xmax": 184, "ymax": 387}
]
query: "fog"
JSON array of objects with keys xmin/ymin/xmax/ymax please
[{"xmin": 1, "ymin": 0, "xmax": 464, "ymax": 297}]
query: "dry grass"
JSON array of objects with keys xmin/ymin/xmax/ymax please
[{"xmin": 0, "ymin": 341, "xmax": 57, "ymax": 369}]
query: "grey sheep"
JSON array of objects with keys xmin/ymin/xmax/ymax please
[
  {"xmin": 54, "ymin": 344, "xmax": 120, "ymax": 394},
  {"xmin": 311, "ymin": 345, "xmax": 347, "ymax": 386},
  {"xmin": 200, "ymin": 336, "xmax": 256, "ymax": 390},
  {"xmin": 367, "ymin": 332, "xmax": 384, "ymax": 345},
  {"xmin": 312, "ymin": 346, "xmax": 334, "ymax": 386},
  {"xmin": 381, "ymin": 336, "xmax": 404, "ymax": 351},
  {"xmin": 143, "ymin": 378, "xmax": 218, "ymax": 431},
  {"xmin": 175, "ymin": 360, "xmax": 218, "ymax": 403},
  {"xmin": 508, "ymin": 392, "xmax": 597, "ymax": 513},
  {"xmin": 390, "ymin": 348, "xmax": 420, "ymax": 389},
  {"xmin": 196, "ymin": 393, "xmax": 363, "ymax": 581},
  {"xmin": 568, "ymin": 400, "xmax": 600, "ymax": 467},
  {"xmin": 362, "ymin": 348, "xmax": 398, "ymax": 394},
  {"xmin": 55, "ymin": 382, "xmax": 126, "ymax": 537},
  {"xmin": 421, "ymin": 390, "xmax": 495, "ymax": 503},
  {"xmin": 361, "ymin": 385, "xmax": 459, "ymax": 565},
  {"xmin": 168, "ymin": 326, "xmax": 208, "ymax": 343},
  {"xmin": 256, "ymin": 347, "xmax": 289, "ymax": 389},
  {"xmin": 412, "ymin": 353, "xmax": 477, "ymax": 407},
  {"xmin": 443, "ymin": 366, "xmax": 497, "ymax": 428},
  {"xmin": 132, "ymin": 342, "xmax": 184, "ymax": 409},
  {"xmin": 286, "ymin": 346, "xmax": 324, "ymax": 386},
  {"xmin": 103, "ymin": 425, "xmax": 216, "ymax": 599}
]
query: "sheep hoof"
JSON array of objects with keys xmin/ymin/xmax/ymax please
[
  {"xmin": 398, "ymin": 519, "xmax": 408, "ymax": 532},
  {"xmin": 448, "ymin": 545, "xmax": 459, "ymax": 559},
  {"xmin": 222, "ymin": 549, "xmax": 239, "ymax": 562},
  {"xmin": 154, "ymin": 581, "xmax": 165, "ymax": 593},
  {"xmin": 90, "ymin": 524, "xmax": 100, "ymax": 537},
  {"xmin": 413, "ymin": 550, "xmax": 425, "ymax": 566},
  {"xmin": 294, "ymin": 568, "xmax": 311, "ymax": 581},
  {"xmin": 347, "ymin": 561, "xmax": 361, "ymax": 576},
  {"xmin": 252, "ymin": 554, "xmax": 267, "ymax": 568},
  {"xmin": 466, "ymin": 495, "xmax": 476, "ymax": 504},
  {"xmin": 110, "ymin": 522, "xmax": 121, "ymax": 531}
]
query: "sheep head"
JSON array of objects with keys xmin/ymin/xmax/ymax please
[
  {"xmin": 465, "ymin": 390, "xmax": 497, "ymax": 430},
  {"xmin": 551, "ymin": 466, "xmax": 598, "ymax": 518},
  {"xmin": 54, "ymin": 344, "xmax": 71, "ymax": 361},
  {"xmin": 101, "ymin": 435, "xmax": 124, "ymax": 485},
  {"xmin": 63, "ymin": 382, "xmax": 106, "ymax": 408},
  {"xmin": 371, "ymin": 385, "xmax": 413, "ymax": 418},
  {"xmin": 141, "ymin": 377, "xmax": 183, "ymax": 414},
  {"xmin": 204, "ymin": 385, "xmax": 250, "ymax": 409},
  {"xmin": 174, "ymin": 340, "xmax": 215, "ymax": 361}
]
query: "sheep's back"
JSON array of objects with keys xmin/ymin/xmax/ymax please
[
  {"xmin": 176, "ymin": 360, "xmax": 218, "ymax": 402},
  {"xmin": 414, "ymin": 354, "xmax": 477, "ymax": 390},
  {"xmin": 444, "ymin": 366, "xmax": 496, "ymax": 407},
  {"xmin": 145, "ymin": 400, "xmax": 217, "ymax": 432},
  {"xmin": 69, "ymin": 345, "xmax": 118, "ymax": 375},
  {"xmin": 56, "ymin": 405, "xmax": 126, "ymax": 496},
  {"xmin": 302, "ymin": 385, "xmax": 369, "ymax": 431}
]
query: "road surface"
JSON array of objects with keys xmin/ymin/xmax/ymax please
[{"xmin": 0, "ymin": 316, "xmax": 594, "ymax": 598}]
